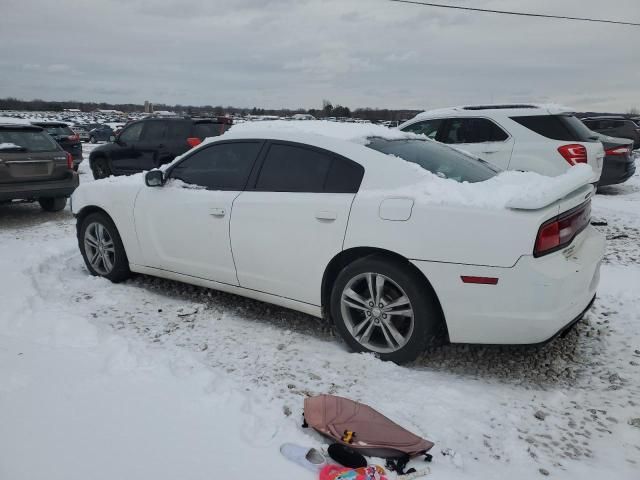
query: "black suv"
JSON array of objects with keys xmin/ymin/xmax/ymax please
[
  {"xmin": 89, "ymin": 117, "xmax": 233, "ymax": 179},
  {"xmin": 32, "ymin": 121, "xmax": 83, "ymax": 170},
  {"xmin": 0, "ymin": 123, "xmax": 79, "ymax": 211},
  {"xmin": 582, "ymin": 116, "xmax": 640, "ymax": 149}
]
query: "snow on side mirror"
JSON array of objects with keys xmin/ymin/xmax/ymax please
[{"xmin": 145, "ymin": 170, "xmax": 164, "ymax": 187}]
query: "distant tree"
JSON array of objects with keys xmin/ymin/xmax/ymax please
[
  {"xmin": 628, "ymin": 107, "xmax": 639, "ymax": 116},
  {"xmin": 322, "ymin": 99, "xmax": 333, "ymax": 117}
]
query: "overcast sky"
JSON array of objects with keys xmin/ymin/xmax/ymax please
[{"xmin": 1, "ymin": 0, "xmax": 638, "ymax": 111}]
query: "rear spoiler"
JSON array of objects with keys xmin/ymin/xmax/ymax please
[{"xmin": 506, "ymin": 165, "xmax": 594, "ymax": 210}]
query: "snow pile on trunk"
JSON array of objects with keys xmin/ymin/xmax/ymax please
[
  {"xmin": 226, "ymin": 119, "xmax": 423, "ymax": 144},
  {"xmin": 0, "ymin": 142, "xmax": 22, "ymax": 150},
  {"xmin": 383, "ymin": 162, "xmax": 595, "ymax": 210}
]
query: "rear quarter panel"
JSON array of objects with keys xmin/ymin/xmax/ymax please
[{"xmin": 344, "ymin": 195, "xmax": 560, "ymax": 268}]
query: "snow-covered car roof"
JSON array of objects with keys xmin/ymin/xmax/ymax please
[{"xmin": 412, "ymin": 103, "xmax": 577, "ymax": 120}]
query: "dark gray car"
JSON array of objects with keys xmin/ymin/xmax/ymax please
[
  {"xmin": 0, "ymin": 123, "xmax": 79, "ymax": 211},
  {"xmin": 582, "ymin": 116, "xmax": 640, "ymax": 149},
  {"xmin": 589, "ymin": 131, "xmax": 636, "ymax": 188}
]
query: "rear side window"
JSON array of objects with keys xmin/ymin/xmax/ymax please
[
  {"xmin": 366, "ymin": 138, "xmax": 498, "ymax": 183},
  {"xmin": 255, "ymin": 143, "xmax": 333, "ymax": 193},
  {"xmin": 0, "ymin": 129, "xmax": 59, "ymax": 152},
  {"xmin": 401, "ymin": 119, "xmax": 443, "ymax": 139},
  {"xmin": 441, "ymin": 118, "xmax": 509, "ymax": 144},
  {"xmin": 193, "ymin": 122, "xmax": 225, "ymax": 139},
  {"xmin": 167, "ymin": 121, "xmax": 192, "ymax": 140},
  {"xmin": 170, "ymin": 142, "xmax": 261, "ymax": 190},
  {"xmin": 324, "ymin": 157, "xmax": 364, "ymax": 193},
  {"xmin": 141, "ymin": 121, "xmax": 168, "ymax": 141},
  {"xmin": 510, "ymin": 115, "xmax": 594, "ymax": 141}
]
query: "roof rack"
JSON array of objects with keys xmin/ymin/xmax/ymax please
[{"xmin": 462, "ymin": 104, "xmax": 538, "ymax": 111}]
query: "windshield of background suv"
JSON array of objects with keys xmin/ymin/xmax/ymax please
[
  {"xmin": 0, "ymin": 129, "xmax": 60, "ymax": 152},
  {"xmin": 41, "ymin": 125, "xmax": 74, "ymax": 136},
  {"xmin": 366, "ymin": 138, "xmax": 499, "ymax": 183}
]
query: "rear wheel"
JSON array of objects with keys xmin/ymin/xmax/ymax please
[
  {"xmin": 330, "ymin": 256, "xmax": 442, "ymax": 363},
  {"xmin": 38, "ymin": 197, "xmax": 67, "ymax": 212},
  {"xmin": 91, "ymin": 157, "xmax": 112, "ymax": 179},
  {"xmin": 78, "ymin": 212, "xmax": 130, "ymax": 282}
]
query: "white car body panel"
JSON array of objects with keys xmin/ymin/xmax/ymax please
[
  {"xmin": 398, "ymin": 105, "xmax": 604, "ymax": 181},
  {"xmin": 71, "ymin": 127, "xmax": 605, "ymax": 346},
  {"xmin": 134, "ymin": 186, "xmax": 240, "ymax": 285},
  {"xmin": 230, "ymin": 191, "xmax": 355, "ymax": 305}
]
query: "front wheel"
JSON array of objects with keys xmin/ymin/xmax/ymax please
[
  {"xmin": 330, "ymin": 256, "xmax": 442, "ymax": 363},
  {"xmin": 91, "ymin": 157, "xmax": 112, "ymax": 179},
  {"xmin": 38, "ymin": 197, "xmax": 67, "ymax": 212},
  {"xmin": 78, "ymin": 212, "xmax": 131, "ymax": 282}
]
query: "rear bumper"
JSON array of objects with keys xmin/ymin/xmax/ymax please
[
  {"xmin": 598, "ymin": 156, "xmax": 636, "ymax": 187},
  {"xmin": 0, "ymin": 172, "xmax": 79, "ymax": 201},
  {"xmin": 411, "ymin": 225, "xmax": 605, "ymax": 344}
]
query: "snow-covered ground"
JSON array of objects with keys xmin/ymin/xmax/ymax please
[{"xmin": 0, "ymin": 147, "xmax": 639, "ymax": 479}]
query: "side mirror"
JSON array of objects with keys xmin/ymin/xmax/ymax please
[
  {"xmin": 109, "ymin": 135, "xmax": 116, "ymax": 142},
  {"xmin": 145, "ymin": 170, "xmax": 165, "ymax": 187}
]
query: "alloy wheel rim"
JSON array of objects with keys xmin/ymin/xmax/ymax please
[
  {"xmin": 340, "ymin": 272, "xmax": 414, "ymax": 354},
  {"xmin": 84, "ymin": 222, "xmax": 115, "ymax": 275}
]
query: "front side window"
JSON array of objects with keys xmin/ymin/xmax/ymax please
[
  {"xmin": 441, "ymin": 118, "xmax": 509, "ymax": 144},
  {"xmin": 118, "ymin": 122, "xmax": 144, "ymax": 143},
  {"xmin": 367, "ymin": 138, "xmax": 498, "ymax": 183},
  {"xmin": 255, "ymin": 143, "xmax": 333, "ymax": 193},
  {"xmin": 170, "ymin": 142, "xmax": 261, "ymax": 190},
  {"xmin": 401, "ymin": 119, "xmax": 443, "ymax": 139}
]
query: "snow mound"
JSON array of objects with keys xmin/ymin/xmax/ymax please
[
  {"xmin": 372, "ymin": 162, "xmax": 594, "ymax": 210},
  {"xmin": 225, "ymin": 120, "xmax": 423, "ymax": 144},
  {"xmin": 0, "ymin": 142, "xmax": 22, "ymax": 150}
]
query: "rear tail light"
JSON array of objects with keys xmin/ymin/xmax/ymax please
[
  {"xmin": 605, "ymin": 146, "xmax": 630, "ymax": 156},
  {"xmin": 534, "ymin": 201, "xmax": 591, "ymax": 257},
  {"xmin": 65, "ymin": 152, "xmax": 73, "ymax": 169},
  {"xmin": 186, "ymin": 137, "xmax": 202, "ymax": 148},
  {"xmin": 557, "ymin": 144, "xmax": 587, "ymax": 165},
  {"xmin": 68, "ymin": 134, "xmax": 80, "ymax": 142}
]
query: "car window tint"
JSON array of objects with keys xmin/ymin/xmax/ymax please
[
  {"xmin": 119, "ymin": 122, "xmax": 144, "ymax": 143},
  {"xmin": 510, "ymin": 115, "xmax": 594, "ymax": 141},
  {"xmin": 0, "ymin": 129, "xmax": 59, "ymax": 152},
  {"xmin": 324, "ymin": 157, "xmax": 364, "ymax": 193},
  {"xmin": 167, "ymin": 121, "xmax": 192, "ymax": 140},
  {"xmin": 170, "ymin": 142, "xmax": 261, "ymax": 190},
  {"xmin": 255, "ymin": 143, "xmax": 333, "ymax": 192},
  {"xmin": 193, "ymin": 123, "xmax": 225, "ymax": 139},
  {"xmin": 366, "ymin": 138, "xmax": 498, "ymax": 183},
  {"xmin": 441, "ymin": 118, "xmax": 508, "ymax": 144},
  {"xmin": 42, "ymin": 125, "xmax": 74, "ymax": 136},
  {"xmin": 401, "ymin": 119, "xmax": 443, "ymax": 139},
  {"xmin": 141, "ymin": 121, "xmax": 168, "ymax": 142}
]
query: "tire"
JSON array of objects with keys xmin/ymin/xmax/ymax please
[
  {"xmin": 330, "ymin": 255, "xmax": 442, "ymax": 364},
  {"xmin": 89, "ymin": 136, "xmax": 97, "ymax": 144},
  {"xmin": 78, "ymin": 212, "xmax": 131, "ymax": 283},
  {"xmin": 38, "ymin": 197, "xmax": 67, "ymax": 212},
  {"xmin": 91, "ymin": 157, "xmax": 112, "ymax": 179}
]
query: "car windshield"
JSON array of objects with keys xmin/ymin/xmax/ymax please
[
  {"xmin": 42, "ymin": 125, "xmax": 74, "ymax": 136},
  {"xmin": 366, "ymin": 137, "xmax": 499, "ymax": 183},
  {"xmin": 0, "ymin": 129, "xmax": 60, "ymax": 152}
]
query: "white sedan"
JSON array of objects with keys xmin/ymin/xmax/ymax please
[{"xmin": 71, "ymin": 122, "xmax": 605, "ymax": 363}]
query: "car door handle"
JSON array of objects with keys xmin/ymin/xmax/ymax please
[
  {"xmin": 481, "ymin": 150, "xmax": 498, "ymax": 154},
  {"xmin": 315, "ymin": 211, "xmax": 337, "ymax": 221},
  {"xmin": 209, "ymin": 208, "xmax": 226, "ymax": 217}
]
